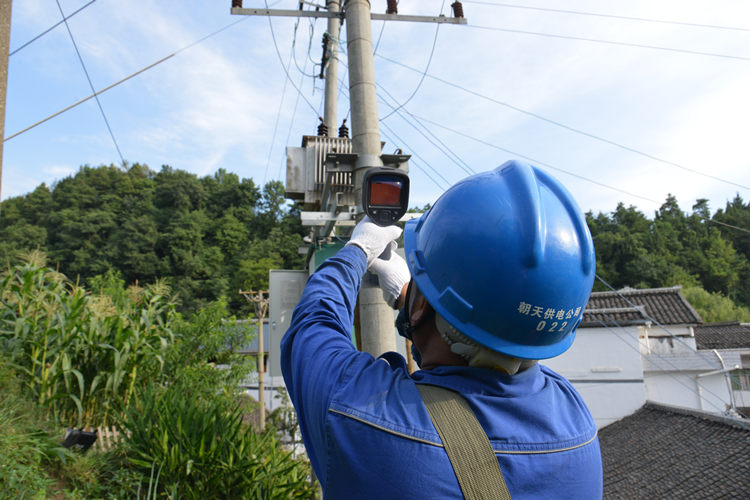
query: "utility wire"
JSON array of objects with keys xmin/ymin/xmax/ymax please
[
  {"xmin": 265, "ymin": 0, "xmax": 320, "ymax": 116},
  {"xmin": 337, "ymin": 81, "xmax": 450, "ymax": 189},
  {"xmin": 339, "ymin": 56, "xmax": 475, "ymax": 176},
  {"xmin": 265, "ymin": 43, "xmax": 296, "ymax": 186},
  {"xmin": 386, "ymin": 108, "xmax": 750, "ymax": 233},
  {"xmin": 593, "ymin": 276, "xmax": 750, "ymax": 427},
  {"xmin": 4, "ymin": 15, "xmax": 252, "ymax": 143},
  {"xmin": 380, "ymin": 0, "xmax": 444, "ymax": 121},
  {"xmin": 709, "ymin": 218, "xmax": 750, "ymax": 235},
  {"xmin": 380, "ymin": 127, "xmax": 448, "ymax": 191},
  {"xmin": 461, "ymin": 1, "xmax": 750, "ymax": 33},
  {"xmin": 10, "ymin": 0, "xmax": 98, "ymax": 57},
  {"xmin": 379, "ymin": 119, "xmax": 451, "ymax": 188},
  {"xmin": 467, "ymin": 23, "xmax": 750, "ymax": 63},
  {"xmin": 378, "ymin": 84, "xmax": 475, "ymax": 176},
  {"xmin": 376, "ymin": 54, "xmax": 750, "ymax": 191},
  {"xmin": 55, "ymin": 0, "xmax": 124, "ymax": 164},
  {"xmin": 589, "ymin": 304, "xmax": 748, "ymax": 426},
  {"xmin": 411, "ymin": 113, "xmax": 659, "ymax": 204},
  {"xmin": 595, "ymin": 275, "xmax": 743, "ymax": 373},
  {"xmin": 277, "ymin": 59, "xmax": 307, "ymax": 181}
]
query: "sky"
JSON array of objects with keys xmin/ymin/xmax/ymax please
[{"xmin": 3, "ymin": 0, "xmax": 750, "ymax": 219}]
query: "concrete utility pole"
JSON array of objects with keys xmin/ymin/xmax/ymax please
[
  {"xmin": 230, "ymin": 2, "xmax": 465, "ymax": 358},
  {"xmin": 0, "ymin": 0, "xmax": 11, "ymax": 205},
  {"xmin": 344, "ymin": 0, "xmax": 395, "ymax": 356},
  {"xmin": 240, "ymin": 289, "xmax": 269, "ymax": 432},
  {"xmin": 323, "ymin": 0, "xmax": 340, "ymax": 137}
]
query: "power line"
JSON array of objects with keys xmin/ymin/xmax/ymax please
[
  {"xmin": 265, "ymin": 0, "xmax": 320, "ymax": 117},
  {"xmin": 595, "ymin": 275, "xmax": 741, "ymax": 372},
  {"xmin": 55, "ymin": 0, "xmax": 124, "ymax": 164},
  {"xmin": 265, "ymin": 42, "xmax": 295, "ymax": 186},
  {"xmin": 376, "ymin": 54, "xmax": 750, "ymax": 191},
  {"xmin": 379, "ymin": 120, "xmax": 451, "ymax": 189},
  {"xmin": 589, "ymin": 304, "xmax": 748, "ymax": 426},
  {"xmin": 467, "ymin": 23, "xmax": 750, "ymax": 63},
  {"xmin": 380, "ymin": 0, "xmax": 444, "ymax": 121},
  {"xmin": 380, "ymin": 127, "xmax": 448, "ymax": 191},
  {"xmin": 378, "ymin": 83, "xmax": 475, "ymax": 177},
  {"xmin": 410, "ymin": 113, "xmax": 660, "ymax": 204},
  {"xmin": 461, "ymin": 1, "xmax": 750, "ymax": 33},
  {"xmin": 277, "ymin": 61, "xmax": 307, "ymax": 181},
  {"xmin": 709, "ymin": 218, "xmax": 750, "ymax": 235},
  {"xmin": 10, "ymin": 0, "xmax": 98, "ymax": 57},
  {"xmin": 4, "ymin": 14, "xmax": 253, "ymax": 143},
  {"xmin": 337, "ymin": 81, "xmax": 451, "ymax": 189}
]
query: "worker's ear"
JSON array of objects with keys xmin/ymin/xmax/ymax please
[{"xmin": 409, "ymin": 287, "xmax": 433, "ymax": 325}]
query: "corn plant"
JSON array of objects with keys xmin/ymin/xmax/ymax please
[{"xmin": 0, "ymin": 252, "xmax": 176, "ymax": 427}]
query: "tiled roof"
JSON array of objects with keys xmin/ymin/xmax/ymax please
[
  {"xmin": 581, "ymin": 286, "xmax": 703, "ymax": 328},
  {"xmin": 694, "ymin": 322, "xmax": 750, "ymax": 350},
  {"xmin": 642, "ymin": 352, "xmax": 721, "ymax": 372},
  {"xmin": 600, "ymin": 402, "xmax": 750, "ymax": 499}
]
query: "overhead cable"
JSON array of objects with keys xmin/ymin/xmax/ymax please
[
  {"xmin": 55, "ymin": 0, "xmax": 124, "ymax": 164},
  {"xmin": 462, "ymin": 1, "xmax": 750, "ymax": 33},
  {"xmin": 379, "ymin": 120, "xmax": 451, "ymax": 189},
  {"xmin": 381, "ymin": 0, "xmax": 444, "ymax": 121},
  {"xmin": 265, "ymin": 0, "xmax": 320, "ymax": 116},
  {"xmin": 378, "ymin": 84, "xmax": 475, "ymax": 176},
  {"xmin": 376, "ymin": 54, "xmax": 750, "ymax": 191},
  {"xmin": 10, "ymin": 0, "xmax": 98, "ymax": 57},
  {"xmin": 277, "ymin": 59, "xmax": 308, "ymax": 181},
  {"xmin": 410, "ymin": 113, "xmax": 659, "ymax": 204},
  {"xmin": 467, "ymin": 24, "xmax": 750, "ymax": 63},
  {"xmin": 381, "ymin": 126, "xmax": 449, "ymax": 191},
  {"xmin": 589, "ymin": 303, "xmax": 749, "ymax": 427},
  {"xmin": 4, "ymin": 15, "xmax": 252, "ymax": 142},
  {"xmin": 596, "ymin": 275, "xmax": 746, "ymax": 374},
  {"xmin": 265, "ymin": 42, "xmax": 296, "ymax": 186}
]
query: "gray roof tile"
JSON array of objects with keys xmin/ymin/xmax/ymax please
[
  {"xmin": 695, "ymin": 322, "xmax": 750, "ymax": 350},
  {"xmin": 600, "ymin": 402, "xmax": 750, "ymax": 499},
  {"xmin": 582, "ymin": 286, "xmax": 703, "ymax": 328}
]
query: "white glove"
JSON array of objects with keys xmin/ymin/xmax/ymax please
[
  {"xmin": 345, "ymin": 216, "xmax": 403, "ymax": 267},
  {"xmin": 369, "ymin": 241, "xmax": 411, "ymax": 308}
]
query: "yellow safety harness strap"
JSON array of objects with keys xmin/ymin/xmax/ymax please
[{"xmin": 417, "ymin": 384, "xmax": 512, "ymax": 500}]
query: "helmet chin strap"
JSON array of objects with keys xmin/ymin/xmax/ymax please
[{"xmin": 435, "ymin": 314, "xmax": 537, "ymax": 376}]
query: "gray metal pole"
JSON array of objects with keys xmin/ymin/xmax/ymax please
[
  {"xmin": 344, "ymin": 0, "xmax": 396, "ymax": 357},
  {"xmin": 323, "ymin": 0, "xmax": 340, "ymax": 137},
  {"xmin": 0, "ymin": 0, "xmax": 11, "ymax": 205}
]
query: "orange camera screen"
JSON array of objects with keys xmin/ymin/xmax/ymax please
[{"xmin": 370, "ymin": 180, "xmax": 402, "ymax": 206}]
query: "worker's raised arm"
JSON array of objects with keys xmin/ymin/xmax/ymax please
[{"xmin": 280, "ymin": 218, "xmax": 402, "ymax": 476}]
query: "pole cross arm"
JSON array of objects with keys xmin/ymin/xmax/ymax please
[{"xmin": 230, "ymin": 8, "xmax": 467, "ymax": 24}]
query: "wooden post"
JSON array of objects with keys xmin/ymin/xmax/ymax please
[{"xmin": 240, "ymin": 289, "xmax": 269, "ymax": 431}]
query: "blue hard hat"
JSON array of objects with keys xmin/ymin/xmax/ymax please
[{"xmin": 403, "ymin": 160, "xmax": 595, "ymax": 360}]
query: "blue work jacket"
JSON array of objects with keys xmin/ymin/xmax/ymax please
[{"xmin": 281, "ymin": 246, "xmax": 603, "ymax": 499}]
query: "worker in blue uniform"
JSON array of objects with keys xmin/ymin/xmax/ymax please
[{"xmin": 281, "ymin": 160, "xmax": 603, "ymax": 498}]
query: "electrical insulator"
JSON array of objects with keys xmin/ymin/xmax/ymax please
[
  {"xmin": 386, "ymin": 0, "xmax": 398, "ymax": 15},
  {"xmin": 318, "ymin": 118, "xmax": 329, "ymax": 137},
  {"xmin": 232, "ymin": 0, "xmax": 243, "ymax": 8},
  {"xmin": 451, "ymin": 1, "xmax": 464, "ymax": 18},
  {"xmin": 320, "ymin": 33, "xmax": 330, "ymax": 79},
  {"xmin": 338, "ymin": 119, "xmax": 349, "ymax": 138}
]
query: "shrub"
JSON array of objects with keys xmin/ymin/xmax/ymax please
[{"xmin": 118, "ymin": 383, "xmax": 315, "ymax": 499}]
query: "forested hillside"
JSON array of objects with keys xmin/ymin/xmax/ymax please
[
  {"xmin": 1, "ymin": 163, "xmax": 749, "ymax": 319},
  {"xmin": 586, "ymin": 195, "xmax": 750, "ymax": 319},
  {"xmin": 0, "ymin": 164, "xmax": 305, "ymax": 315}
]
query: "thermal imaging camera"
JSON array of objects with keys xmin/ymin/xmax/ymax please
[{"xmin": 362, "ymin": 167, "xmax": 410, "ymax": 227}]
